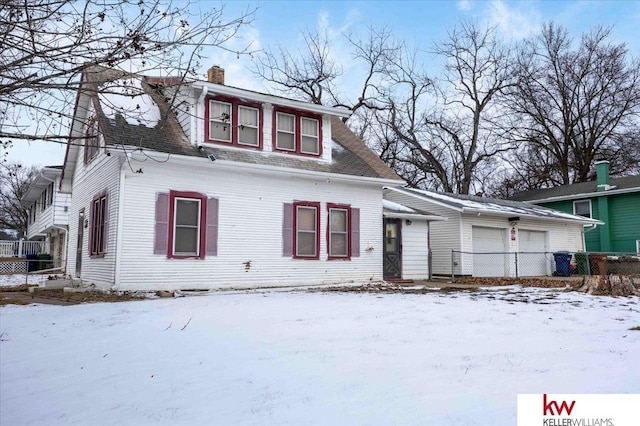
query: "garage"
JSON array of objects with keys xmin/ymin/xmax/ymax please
[
  {"xmin": 472, "ymin": 226, "xmax": 506, "ymax": 277},
  {"xmin": 518, "ymin": 230, "xmax": 548, "ymax": 276}
]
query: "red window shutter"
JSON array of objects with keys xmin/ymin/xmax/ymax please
[
  {"xmin": 351, "ymin": 207, "xmax": 360, "ymax": 257},
  {"xmin": 154, "ymin": 192, "xmax": 169, "ymax": 255},
  {"xmin": 103, "ymin": 194, "xmax": 109, "ymax": 253},
  {"xmin": 206, "ymin": 197, "xmax": 219, "ymax": 256},
  {"xmin": 282, "ymin": 203, "xmax": 293, "ymax": 256}
]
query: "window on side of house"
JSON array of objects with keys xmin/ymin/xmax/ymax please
[
  {"xmin": 294, "ymin": 201, "xmax": 320, "ymax": 259},
  {"xmin": 300, "ymin": 117, "xmax": 320, "ymax": 155},
  {"xmin": 275, "ymin": 112, "xmax": 296, "ymax": 151},
  {"xmin": 273, "ymin": 109, "xmax": 322, "ymax": 156},
  {"xmin": 237, "ymin": 105, "xmax": 259, "ymax": 147},
  {"xmin": 84, "ymin": 117, "xmax": 100, "ymax": 164},
  {"xmin": 573, "ymin": 200, "xmax": 592, "ymax": 218},
  {"xmin": 90, "ymin": 192, "xmax": 108, "ymax": 256},
  {"xmin": 40, "ymin": 190, "xmax": 47, "ymax": 211},
  {"xmin": 328, "ymin": 204, "xmax": 351, "ymax": 259},
  {"xmin": 154, "ymin": 191, "xmax": 218, "ymax": 259},
  {"xmin": 208, "ymin": 100, "xmax": 232, "ymax": 143}
]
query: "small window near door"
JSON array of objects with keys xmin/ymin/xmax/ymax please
[{"xmin": 573, "ymin": 200, "xmax": 592, "ymax": 218}]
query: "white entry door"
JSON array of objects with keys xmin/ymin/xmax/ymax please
[
  {"xmin": 472, "ymin": 227, "xmax": 506, "ymax": 277},
  {"xmin": 518, "ymin": 230, "xmax": 548, "ymax": 276}
]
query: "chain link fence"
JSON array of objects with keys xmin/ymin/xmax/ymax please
[{"xmin": 451, "ymin": 251, "xmax": 640, "ymax": 281}]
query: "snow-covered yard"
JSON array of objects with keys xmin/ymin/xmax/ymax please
[{"xmin": 1, "ymin": 286, "xmax": 638, "ymax": 425}]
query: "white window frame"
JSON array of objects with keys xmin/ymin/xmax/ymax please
[
  {"xmin": 295, "ymin": 204, "xmax": 318, "ymax": 258},
  {"xmin": 300, "ymin": 117, "xmax": 320, "ymax": 155},
  {"xmin": 328, "ymin": 207, "xmax": 349, "ymax": 258},
  {"xmin": 573, "ymin": 200, "xmax": 592, "ymax": 219},
  {"xmin": 172, "ymin": 197, "xmax": 202, "ymax": 257},
  {"xmin": 237, "ymin": 105, "xmax": 260, "ymax": 147},
  {"xmin": 276, "ymin": 112, "xmax": 296, "ymax": 151},
  {"xmin": 208, "ymin": 100, "xmax": 232, "ymax": 143},
  {"xmin": 636, "ymin": 240, "xmax": 640, "ymax": 254}
]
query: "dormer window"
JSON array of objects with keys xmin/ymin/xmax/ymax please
[
  {"xmin": 208, "ymin": 100, "xmax": 232, "ymax": 142},
  {"xmin": 238, "ymin": 106, "xmax": 259, "ymax": 147},
  {"xmin": 205, "ymin": 95, "xmax": 263, "ymax": 149},
  {"xmin": 84, "ymin": 116, "xmax": 101, "ymax": 164},
  {"xmin": 273, "ymin": 108, "xmax": 322, "ymax": 157}
]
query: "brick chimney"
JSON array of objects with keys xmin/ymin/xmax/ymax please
[
  {"xmin": 207, "ymin": 66, "xmax": 225, "ymax": 85},
  {"xmin": 595, "ymin": 160, "xmax": 610, "ymax": 191}
]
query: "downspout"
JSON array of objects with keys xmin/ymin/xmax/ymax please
[
  {"xmin": 581, "ymin": 223, "xmax": 598, "ymax": 252},
  {"xmin": 113, "ymin": 159, "xmax": 126, "ymax": 290}
]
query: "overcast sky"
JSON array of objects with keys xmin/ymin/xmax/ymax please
[{"xmin": 5, "ymin": 0, "xmax": 639, "ymax": 168}]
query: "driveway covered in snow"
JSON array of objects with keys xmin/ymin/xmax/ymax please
[{"xmin": 1, "ymin": 287, "xmax": 638, "ymax": 425}]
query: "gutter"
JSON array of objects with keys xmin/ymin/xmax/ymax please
[{"xmin": 111, "ymin": 147, "xmax": 404, "ymax": 187}]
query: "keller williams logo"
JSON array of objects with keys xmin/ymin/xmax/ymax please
[{"xmin": 543, "ymin": 394, "xmax": 576, "ymax": 416}]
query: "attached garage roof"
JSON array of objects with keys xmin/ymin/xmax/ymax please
[
  {"xmin": 382, "ymin": 199, "xmax": 446, "ymax": 221},
  {"xmin": 387, "ymin": 186, "xmax": 602, "ymax": 225}
]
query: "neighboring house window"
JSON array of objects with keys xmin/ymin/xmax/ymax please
[
  {"xmin": 154, "ymin": 190, "xmax": 219, "ymax": 259},
  {"xmin": 327, "ymin": 204, "xmax": 351, "ymax": 259},
  {"xmin": 84, "ymin": 117, "xmax": 101, "ymax": 164},
  {"xmin": 273, "ymin": 108, "xmax": 322, "ymax": 156},
  {"xmin": 205, "ymin": 96, "xmax": 263, "ymax": 149},
  {"xmin": 294, "ymin": 201, "xmax": 320, "ymax": 259},
  {"xmin": 47, "ymin": 182, "xmax": 54, "ymax": 205},
  {"xmin": 573, "ymin": 200, "xmax": 592, "ymax": 219},
  {"xmin": 89, "ymin": 192, "xmax": 108, "ymax": 256},
  {"xmin": 40, "ymin": 190, "xmax": 47, "ymax": 211}
]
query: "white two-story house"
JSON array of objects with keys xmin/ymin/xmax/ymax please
[
  {"xmin": 21, "ymin": 166, "xmax": 70, "ymax": 268},
  {"xmin": 60, "ymin": 66, "xmax": 403, "ymax": 290}
]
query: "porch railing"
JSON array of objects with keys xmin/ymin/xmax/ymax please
[{"xmin": 0, "ymin": 240, "xmax": 46, "ymax": 258}]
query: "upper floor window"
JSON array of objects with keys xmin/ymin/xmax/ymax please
[
  {"xmin": 205, "ymin": 96, "xmax": 262, "ymax": 149},
  {"xmin": 47, "ymin": 182, "xmax": 54, "ymax": 206},
  {"xmin": 273, "ymin": 109, "xmax": 322, "ymax": 156},
  {"xmin": 40, "ymin": 190, "xmax": 47, "ymax": 212},
  {"xmin": 573, "ymin": 200, "xmax": 592, "ymax": 219},
  {"xmin": 84, "ymin": 116, "xmax": 101, "ymax": 164}
]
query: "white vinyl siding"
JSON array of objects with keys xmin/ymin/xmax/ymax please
[{"xmin": 115, "ymin": 160, "xmax": 385, "ymax": 291}]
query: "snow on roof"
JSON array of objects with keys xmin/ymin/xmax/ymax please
[
  {"xmin": 396, "ymin": 187, "xmax": 601, "ymax": 224},
  {"xmin": 98, "ymin": 78, "xmax": 161, "ymax": 127},
  {"xmin": 383, "ymin": 199, "xmax": 418, "ymax": 214}
]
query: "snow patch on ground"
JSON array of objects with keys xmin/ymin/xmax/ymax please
[{"xmin": 1, "ymin": 288, "xmax": 638, "ymax": 425}]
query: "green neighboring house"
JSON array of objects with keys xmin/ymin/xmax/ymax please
[{"xmin": 511, "ymin": 161, "xmax": 640, "ymax": 253}]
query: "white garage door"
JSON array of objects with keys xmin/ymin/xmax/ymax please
[
  {"xmin": 518, "ymin": 230, "xmax": 548, "ymax": 276},
  {"xmin": 472, "ymin": 227, "xmax": 506, "ymax": 277}
]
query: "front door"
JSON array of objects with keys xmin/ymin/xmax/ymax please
[
  {"xmin": 75, "ymin": 209, "xmax": 84, "ymax": 277},
  {"xmin": 383, "ymin": 218, "xmax": 402, "ymax": 279}
]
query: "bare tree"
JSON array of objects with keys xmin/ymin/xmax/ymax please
[
  {"xmin": 504, "ymin": 23, "xmax": 640, "ymax": 188},
  {"xmin": 0, "ymin": 162, "xmax": 39, "ymax": 236},
  {"xmin": 251, "ymin": 25, "xmax": 400, "ymax": 124},
  {"xmin": 375, "ymin": 22, "xmax": 514, "ymax": 194},
  {"xmin": 1, "ymin": 0, "xmax": 255, "ymax": 156}
]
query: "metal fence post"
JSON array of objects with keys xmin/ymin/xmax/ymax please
[
  {"xmin": 428, "ymin": 249, "xmax": 433, "ymax": 281},
  {"xmin": 515, "ymin": 252, "xmax": 519, "ymax": 278},
  {"xmin": 451, "ymin": 250, "xmax": 455, "ymax": 283}
]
